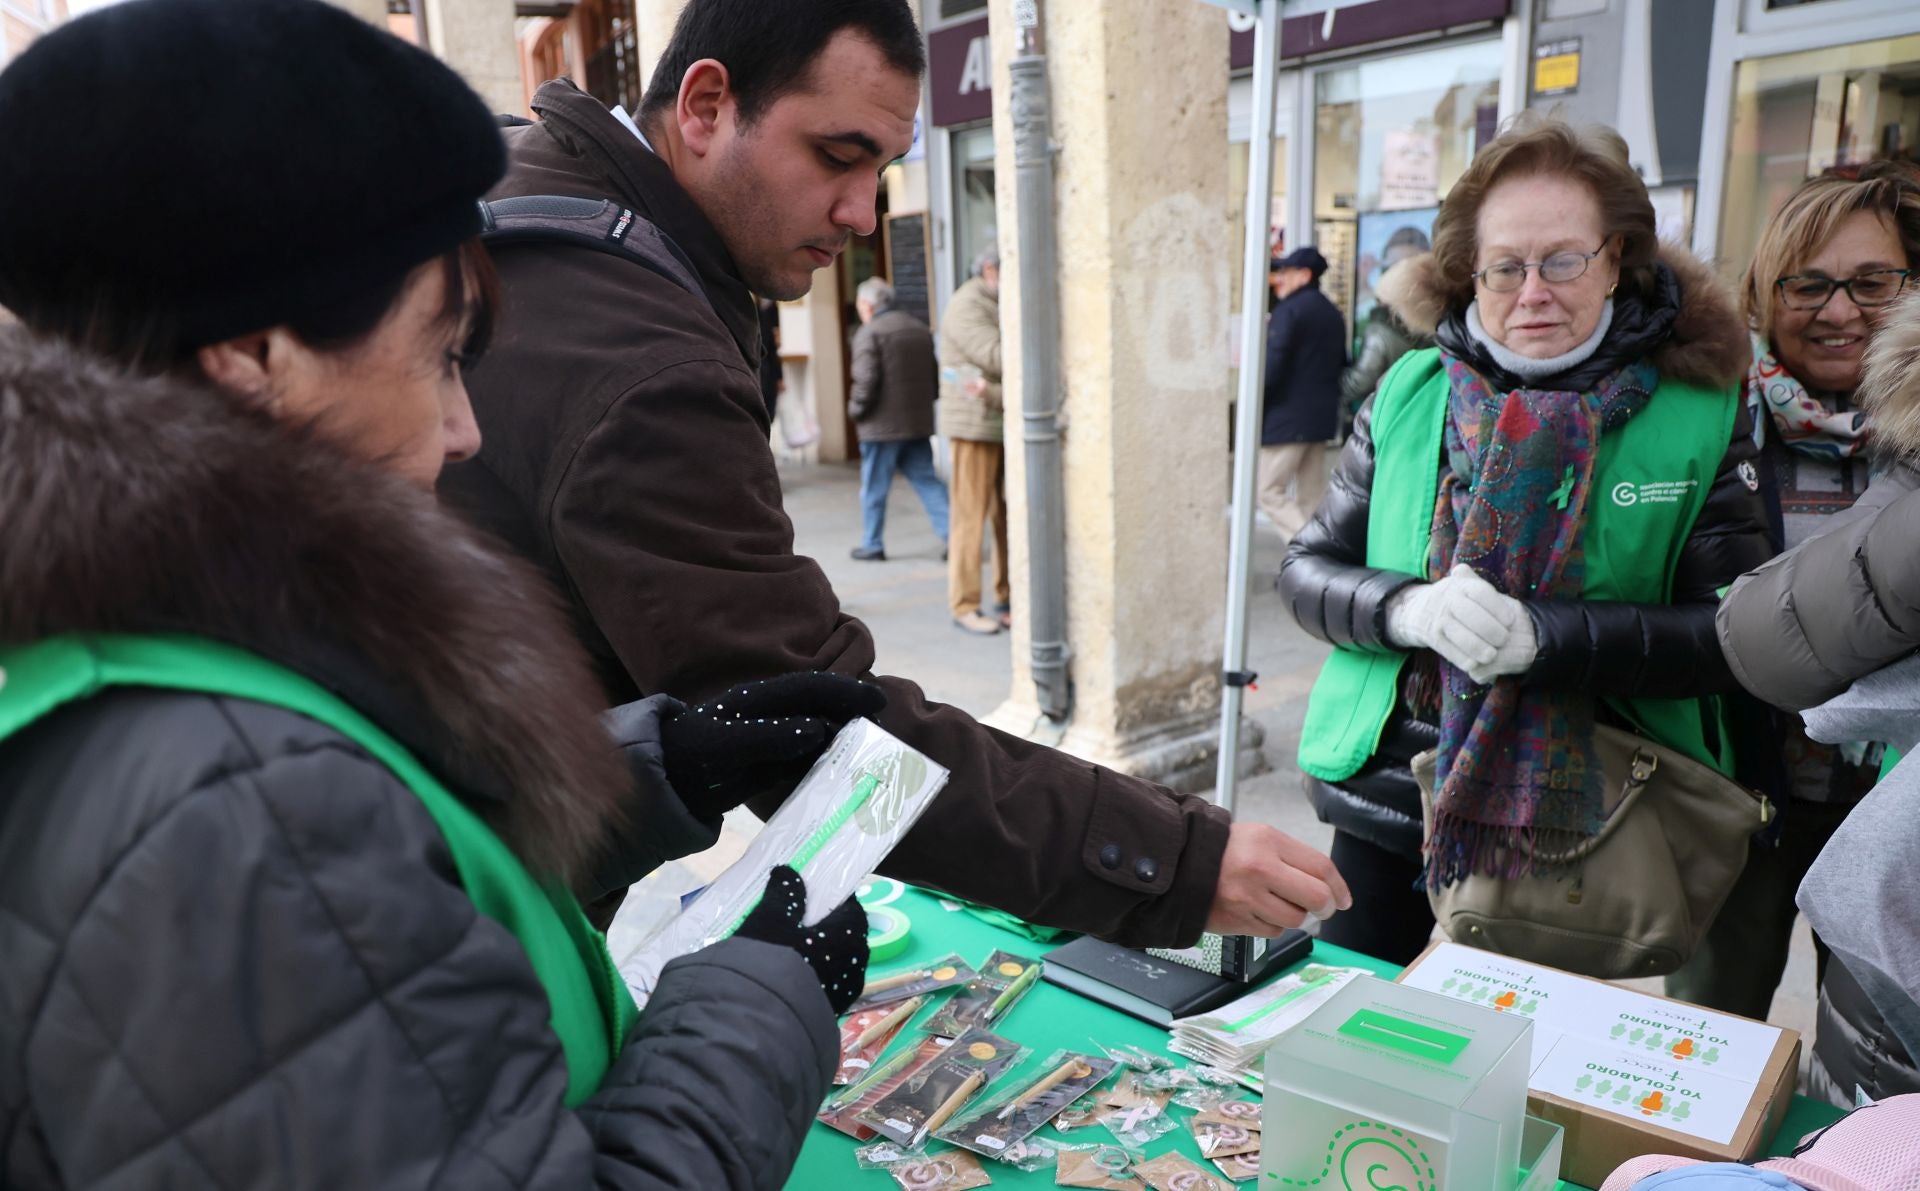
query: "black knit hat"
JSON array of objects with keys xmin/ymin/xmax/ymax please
[{"xmin": 0, "ymin": 0, "xmax": 506, "ymax": 352}]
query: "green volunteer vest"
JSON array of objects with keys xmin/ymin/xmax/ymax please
[
  {"xmin": 0, "ymin": 633, "xmax": 638, "ymax": 1107},
  {"xmin": 1297, "ymin": 348, "xmax": 1739, "ymax": 783}
]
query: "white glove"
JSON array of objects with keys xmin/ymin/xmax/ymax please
[{"xmin": 1385, "ymin": 564, "xmax": 1538, "ymax": 685}]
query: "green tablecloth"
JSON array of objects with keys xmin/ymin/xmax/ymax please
[{"xmin": 788, "ymin": 888, "xmax": 1844, "ymax": 1190}]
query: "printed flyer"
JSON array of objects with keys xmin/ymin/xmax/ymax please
[
  {"xmin": 1530, "ymin": 1036, "xmax": 1752, "ymax": 1146},
  {"xmin": 1399, "ymin": 943, "xmax": 1786, "ymax": 1144}
]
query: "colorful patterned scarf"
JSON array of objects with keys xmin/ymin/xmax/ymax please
[
  {"xmin": 1746, "ymin": 331, "xmax": 1870, "ymax": 460},
  {"xmin": 1423, "ymin": 356, "xmax": 1657, "ymax": 889}
]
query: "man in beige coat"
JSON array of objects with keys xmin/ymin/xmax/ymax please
[{"xmin": 940, "ymin": 243, "xmax": 1010, "ymax": 635}]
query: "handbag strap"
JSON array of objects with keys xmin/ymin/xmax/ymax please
[{"xmin": 1530, "ymin": 747, "xmax": 1658, "ymax": 865}]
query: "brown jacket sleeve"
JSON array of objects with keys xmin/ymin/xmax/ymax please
[
  {"xmin": 847, "ymin": 323, "xmax": 880, "ymax": 424},
  {"xmin": 549, "ymin": 354, "xmax": 1229, "ymax": 947}
]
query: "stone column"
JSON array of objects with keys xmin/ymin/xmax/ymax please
[
  {"xmin": 419, "ymin": 0, "xmax": 523, "ymax": 115},
  {"xmin": 982, "ymin": 0, "xmax": 1255, "ymax": 791}
]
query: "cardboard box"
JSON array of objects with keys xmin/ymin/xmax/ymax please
[{"xmin": 1398, "ymin": 941, "xmax": 1800, "ymax": 1189}]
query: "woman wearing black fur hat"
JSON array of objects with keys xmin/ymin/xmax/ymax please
[{"xmin": 0, "ymin": 1, "xmax": 877, "ymax": 1186}]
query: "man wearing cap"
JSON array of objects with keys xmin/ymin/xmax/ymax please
[
  {"xmin": 442, "ymin": 0, "xmax": 1351, "ymax": 949},
  {"xmin": 1259, "ymin": 246, "xmax": 1348, "ymax": 545}
]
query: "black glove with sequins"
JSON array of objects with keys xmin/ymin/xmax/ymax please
[
  {"xmin": 660, "ymin": 672, "xmax": 887, "ymax": 821},
  {"xmin": 734, "ymin": 865, "xmax": 869, "ymax": 1014}
]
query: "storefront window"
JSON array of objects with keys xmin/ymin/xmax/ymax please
[
  {"xmin": 1312, "ymin": 39, "xmax": 1503, "ymax": 343},
  {"xmin": 1719, "ymin": 35, "xmax": 1920, "ymax": 281},
  {"xmin": 1226, "ymin": 138, "xmax": 1289, "ymax": 316},
  {"xmin": 951, "ymin": 122, "xmax": 998, "ymax": 284}
]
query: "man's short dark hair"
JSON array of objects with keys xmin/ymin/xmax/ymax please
[{"xmin": 640, "ymin": 0, "xmax": 926, "ymax": 129}]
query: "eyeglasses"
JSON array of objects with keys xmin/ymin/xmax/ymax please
[
  {"xmin": 1473, "ymin": 242, "xmax": 1609, "ymax": 293},
  {"xmin": 1773, "ymin": 269, "xmax": 1912, "ymax": 312}
]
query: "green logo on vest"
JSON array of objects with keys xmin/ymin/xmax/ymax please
[{"xmin": 1610, "ymin": 479, "xmax": 1699, "ymax": 508}]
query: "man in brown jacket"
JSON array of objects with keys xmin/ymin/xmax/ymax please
[
  {"xmin": 441, "ymin": 0, "xmax": 1349, "ymax": 947},
  {"xmin": 849, "ymin": 276, "xmax": 948, "ymax": 562},
  {"xmin": 940, "ymin": 243, "xmax": 1010, "ymax": 635}
]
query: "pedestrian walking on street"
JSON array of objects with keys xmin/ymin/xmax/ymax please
[
  {"xmin": 1679, "ymin": 162, "xmax": 1920, "ymax": 1035},
  {"xmin": 1260, "ymin": 246, "xmax": 1348, "ymax": 546},
  {"xmin": 848, "ymin": 276, "xmax": 948, "ymax": 561},
  {"xmin": 0, "ymin": 2, "xmax": 875, "ymax": 1186},
  {"xmin": 940, "ymin": 241, "xmax": 1011, "ymax": 634},
  {"xmin": 1281, "ymin": 113, "xmax": 1772, "ymax": 966},
  {"xmin": 440, "ymin": 0, "xmax": 1350, "ymax": 956}
]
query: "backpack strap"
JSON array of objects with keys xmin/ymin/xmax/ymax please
[{"xmin": 477, "ymin": 195, "xmax": 707, "ymax": 305}]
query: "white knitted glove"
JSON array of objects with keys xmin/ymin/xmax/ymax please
[{"xmin": 1386, "ymin": 564, "xmax": 1536, "ymax": 684}]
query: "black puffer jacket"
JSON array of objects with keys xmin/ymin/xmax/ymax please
[
  {"xmin": 1809, "ymin": 957, "xmax": 1920, "ymax": 1106},
  {"xmin": 0, "ymin": 332, "xmax": 837, "ymax": 1189},
  {"xmin": 1279, "ymin": 248, "xmax": 1775, "ymax": 856}
]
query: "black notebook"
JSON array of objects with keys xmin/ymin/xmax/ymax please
[{"xmin": 1042, "ymin": 931, "xmax": 1312, "ymax": 1027}]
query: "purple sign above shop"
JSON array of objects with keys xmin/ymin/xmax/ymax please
[
  {"xmin": 1229, "ymin": 0, "xmax": 1511, "ymax": 69},
  {"xmin": 929, "ymin": 16, "xmax": 992, "ymax": 127}
]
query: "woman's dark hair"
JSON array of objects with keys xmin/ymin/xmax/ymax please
[
  {"xmin": 639, "ymin": 0, "xmax": 925, "ymax": 130},
  {"xmin": 1430, "ymin": 111, "xmax": 1659, "ymax": 315},
  {"xmin": 62, "ymin": 238, "xmax": 500, "ymax": 377}
]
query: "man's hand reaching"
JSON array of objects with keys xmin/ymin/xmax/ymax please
[{"xmin": 1204, "ymin": 822, "xmax": 1352, "ymax": 936}]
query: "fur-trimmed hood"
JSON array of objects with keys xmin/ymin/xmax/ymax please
[
  {"xmin": 1861, "ymin": 289, "xmax": 1920, "ymax": 459},
  {"xmin": 1375, "ymin": 243, "xmax": 1752, "ymax": 390},
  {"xmin": 0, "ymin": 327, "xmax": 628, "ymax": 882}
]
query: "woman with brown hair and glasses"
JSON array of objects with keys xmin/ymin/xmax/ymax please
[
  {"xmin": 1715, "ymin": 164, "xmax": 1920, "ymax": 1103},
  {"xmin": 1280, "ymin": 112, "xmax": 1772, "ymax": 966}
]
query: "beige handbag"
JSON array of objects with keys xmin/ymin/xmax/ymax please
[{"xmin": 1413, "ymin": 722, "xmax": 1774, "ymax": 980}]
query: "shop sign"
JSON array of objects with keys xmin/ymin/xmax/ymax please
[
  {"xmin": 929, "ymin": 16, "xmax": 992, "ymax": 127},
  {"xmin": 1229, "ymin": 0, "xmax": 1511, "ymax": 68},
  {"xmin": 1534, "ymin": 36, "xmax": 1582, "ymax": 97}
]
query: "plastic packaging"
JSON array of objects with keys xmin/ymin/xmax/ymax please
[
  {"xmin": 926, "ymin": 950, "xmax": 1041, "ymax": 1036},
  {"xmin": 1210, "ymin": 1151, "xmax": 1263, "ymax": 1183},
  {"xmin": 1137, "ymin": 1151, "xmax": 1231, "ymax": 1191},
  {"xmin": 885, "ymin": 1150, "xmax": 993, "ymax": 1190},
  {"xmin": 857, "ymin": 1026, "xmax": 1028, "ymax": 1146},
  {"xmin": 1055, "ymin": 1143, "xmax": 1145, "ymax": 1189},
  {"xmin": 837, "ymin": 996, "xmax": 929, "ymax": 1083},
  {"xmin": 819, "ymin": 1032, "xmax": 954, "ymax": 1140},
  {"xmin": 990, "ymin": 1136, "xmax": 1059, "ymax": 1173},
  {"xmin": 621, "ymin": 718, "xmax": 948, "ymax": 1001},
  {"xmin": 935, "ymin": 1049, "xmax": 1117, "ymax": 1158},
  {"xmin": 1051, "ymin": 1095, "xmax": 1105, "ymax": 1133},
  {"xmin": 849, "ymin": 954, "xmax": 979, "ymax": 1014}
]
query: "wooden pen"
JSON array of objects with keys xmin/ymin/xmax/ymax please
[
  {"xmin": 996, "ymin": 1057, "xmax": 1090, "ymax": 1119},
  {"xmin": 913, "ymin": 1068, "xmax": 986, "ymax": 1146},
  {"xmin": 823, "ymin": 1043, "xmax": 921, "ymax": 1114},
  {"xmin": 860, "ymin": 968, "xmax": 929, "ymax": 997},
  {"xmin": 851, "ymin": 995, "xmax": 925, "ymax": 1050}
]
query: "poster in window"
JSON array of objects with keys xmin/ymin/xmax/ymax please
[{"xmin": 1351, "ymin": 207, "xmax": 1439, "ymax": 354}]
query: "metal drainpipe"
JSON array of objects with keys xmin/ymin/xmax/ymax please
[{"xmin": 1009, "ymin": 0, "xmax": 1071, "ymax": 721}]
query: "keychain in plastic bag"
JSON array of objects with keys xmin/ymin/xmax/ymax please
[
  {"xmin": 1051, "ymin": 1095, "xmax": 1105, "ymax": 1133},
  {"xmin": 819, "ymin": 1032, "xmax": 952, "ymax": 1140},
  {"xmin": 623, "ymin": 719, "xmax": 949, "ymax": 1003},
  {"xmin": 1099, "ymin": 1072, "xmax": 1173, "ymax": 1112},
  {"xmin": 1096, "ymin": 1097, "xmax": 1176, "ymax": 1147},
  {"xmin": 837, "ymin": 995, "xmax": 929, "ymax": 1083},
  {"xmin": 886, "ymin": 1150, "xmax": 994, "ymax": 1190},
  {"xmin": 856, "ymin": 1138, "xmax": 928, "ymax": 1171},
  {"xmin": 1055, "ymin": 1143, "xmax": 1144, "ymax": 1188},
  {"xmin": 1210, "ymin": 1150, "xmax": 1262, "ymax": 1184},
  {"xmin": 927, "ymin": 951, "xmax": 1041, "ymax": 1036},
  {"xmin": 1093, "ymin": 1043, "xmax": 1173, "ymax": 1074},
  {"xmin": 1188, "ymin": 1114, "xmax": 1260, "ymax": 1161},
  {"xmin": 935, "ymin": 1050, "xmax": 1116, "ymax": 1158},
  {"xmin": 849, "ymin": 954, "xmax": 978, "ymax": 1014},
  {"xmin": 857, "ymin": 1027, "xmax": 1027, "ymax": 1146},
  {"xmin": 1136, "ymin": 1152, "xmax": 1230, "ymax": 1191},
  {"xmin": 993, "ymin": 1137, "xmax": 1060, "ymax": 1173}
]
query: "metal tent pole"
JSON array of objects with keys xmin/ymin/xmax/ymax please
[{"xmin": 1213, "ymin": 0, "xmax": 1282, "ymax": 813}]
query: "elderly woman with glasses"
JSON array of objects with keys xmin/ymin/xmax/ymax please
[
  {"xmin": 1280, "ymin": 113, "xmax": 1773, "ymax": 966},
  {"xmin": 1715, "ymin": 164, "xmax": 1920, "ymax": 1104}
]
